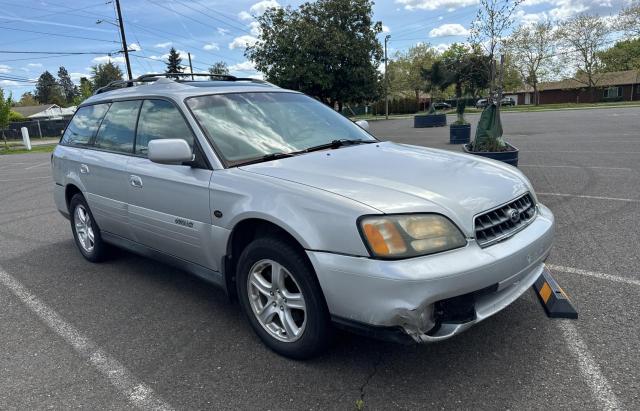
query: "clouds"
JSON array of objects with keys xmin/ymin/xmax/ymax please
[
  {"xmin": 150, "ymin": 49, "xmax": 192, "ymax": 61},
  {"xmin": 154, "ymin": 42, "xmax": 172, "ymax": 49},
  {"xmin": 203, "ymin": 43, "xmax": 220, "ymax": 51},
  {"xmin": 229, "ymin": 61, "xmax": 256, "ymax": 72},
  {"xmin": 217, "ymin": 28, "xmax": 230, "ymax": 36},
  {"xmin": 229, "ymin": 35, "xmax": 259, "ymax": 50},
  {"xmin": 382, "ymin": 25, "xmax": 391, "ymax": 33},
  {"xmin": 0, "ymin": 64, "xmax": 11, "ymax": 74},
  {"xmin": 395, "ymin": 0, "xmax": 478, "ymax": 11},
  {"xmin": 91, "ymin": 56, "xmax": 126, "ymax": 64},
  {"xmin": 429, "ymin": 23, "xmax": 469, "ymax": 37},
  {"xmin": 128, "ymin": 43, "xmax": 142, "ymax": 51},
  {"xmin": 232, "ymin": 0, "xmax": 279, "ymax": 48}
]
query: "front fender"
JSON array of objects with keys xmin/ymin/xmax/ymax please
[{"xmin": 210, "ymin": 168, "xmax": 377, "ymax": 256}]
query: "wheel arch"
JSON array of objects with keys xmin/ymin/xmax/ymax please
[
  {"xmin": 223, "ymin": 217, "xmax": 315, "ymax": 302},
  {"xmin": 65, "ymin": 183, "xmax": 83, "ymax": 213}
]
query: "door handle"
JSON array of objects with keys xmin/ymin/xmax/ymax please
[
  {"xmin": 79, "ymin": 164, "xmax": 89, "ymax": 174},
  {"xmin": 129, "ymin": 175, "xmax": 143, "ymax": 188}
]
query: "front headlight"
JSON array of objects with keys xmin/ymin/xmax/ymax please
[{"xmin": 358, "ymin": 214, "xmax": 466, "ymax": 259}]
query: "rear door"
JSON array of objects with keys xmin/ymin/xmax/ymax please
[
  {"xmin": 85, "ymin": 99, "xmax": 141, "ymax": 239},
  {"xmin": 126, "ymin": 99, "xmax": 216, "ymax": 269}
]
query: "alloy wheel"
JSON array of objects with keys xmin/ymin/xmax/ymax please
[
  {"xmin": 74, "ymin": 204, "xmax": 95, "ymax": 253},
  {"xmin": 247, "ymin": 259, "xmax": 307, "ymax": 342}
]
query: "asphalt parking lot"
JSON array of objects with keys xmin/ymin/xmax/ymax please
[{"xmin": 1, "ymin": 106, "xmax": 639, "ymax": 410}]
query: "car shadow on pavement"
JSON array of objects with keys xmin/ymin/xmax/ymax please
[{"xmin": 2, "ymin": 240, "xmax": 589, "ymax": 409}]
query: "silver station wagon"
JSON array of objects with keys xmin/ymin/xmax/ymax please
[{"xmin": 52, "ymin": 74, "xmax": 555, "ymax": 359}]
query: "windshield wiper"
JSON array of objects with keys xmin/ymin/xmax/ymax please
[
  {"xmin": 236, "ymin": 139, "xmax": 376, "ymax": 167},
  {"xmin": 303, "ymin": 139, "xmax": 376, "ymax": 153},
  {"xmin": 236, "ymin": 152, "xmax": 296, "ymax": 167}
]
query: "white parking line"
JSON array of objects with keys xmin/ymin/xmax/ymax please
[
  {"xmin": 519, "ymin": 165, "xmax": 632, "ymax": 171},
  {"xmin": 525, "ymin": 150, "xmax": 640, "ymax": 154},
  {"xmin": 536, "ymin": 192, "xmax": 640, "ymax": 203},
  {"xmin": 24, "ymin": 161, "xmax": 50, "ymax": 170},
  {"xmin": 558, "ymin": 321, "xmax": 622, "ymax": 411},
  {"xmin": 0, "ymin": 267, "xmax": 174, "ymax": 411},
  {"xmin": 547, "ymin": 264, "xmax": 640, "ymax": 287}
]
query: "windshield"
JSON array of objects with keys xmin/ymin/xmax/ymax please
[{"xmin": 186, "ymin": 92, "xmax": 375, "ymax": 165}]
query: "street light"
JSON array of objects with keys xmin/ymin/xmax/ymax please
[{"xmin": 384, "ymin": 34, "xmax": 391, "ymax": 120}]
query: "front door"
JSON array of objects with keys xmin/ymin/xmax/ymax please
[{"xmin": 126, "ymin": 99, "xmax": 216, "ymax": 269}]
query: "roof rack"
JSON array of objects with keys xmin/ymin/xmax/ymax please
[{"xmin": 94, "ymin": 73, "xmax": 274, "ymax": 94}]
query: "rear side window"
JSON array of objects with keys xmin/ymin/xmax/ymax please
[
  {"xmin": 94, "ymin": 100, "xmax": 141, "ymax": 153},
  {"xmin": 61, "ymin": 104, "xmax": 110, "ymax": 146},
  {"xmin": 135, "ymin": 99, "xmax": 193, "ymax": 156}
]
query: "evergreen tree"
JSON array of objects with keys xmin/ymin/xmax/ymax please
[
  {"xmin": 73, "ymin": 77, "xmax": 94, "ymax": 105},
  {"xmin": 91, "ymin": 61, "xmax": 124, "ymax": 90},
  {"xmin": 34, "ymin": 71, "xmax": 64, "ymax": 104},
  {"xmin": 57, "ymin": 66, "xmax": 78, "ymax": 104},
  {"xmin": 165, "ymin": 47, "xmax": 183, "ymax": 78}
]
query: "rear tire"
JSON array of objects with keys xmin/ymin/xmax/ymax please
[
  {"xmin": 236, "ymin": 236, "xmax": 331, "ymax": 359},
  {"xmin": 69, "ymin": 193, "xmax": 108, "ymax": 262}
]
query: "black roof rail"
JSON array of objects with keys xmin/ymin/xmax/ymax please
[{"xmin": 94, "ymin": 73, "xmax": 274, "ymax": 94}]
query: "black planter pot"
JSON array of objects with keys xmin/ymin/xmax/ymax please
[
  {"xmin": 463, "ymin": 142, "xmax": 519, "ymax": 167},
  {"xmin": 414, "ymin": 113, "xmax": 447, "ymax": 128},
  {"xmin": 449, "ymin": 123, "xmax": 470, "ymax": 144}
]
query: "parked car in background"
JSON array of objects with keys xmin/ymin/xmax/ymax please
[
  {"xmin": 501, "ymin": 97, "xmax": 516, "ymax": 106},
  {"xmin": 52, "ymin": 73, "xmax": 555, "ymax": 359},
  {"xmin": 475, "ymin": 98, "xmax": 488, "ymax": 109},
  {"xmin": 432, "ymin": 101, "xmax": 451, "ymax": 110}
]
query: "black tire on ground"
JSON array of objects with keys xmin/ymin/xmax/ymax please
[
  {"xmin": 236, "ymin": 236, "xmax": 332, "ymax": 359},
  {"xmin": 69, "ymin": 193, "xmax": 108, "ymax": 262}
]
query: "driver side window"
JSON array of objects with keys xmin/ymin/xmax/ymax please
[{"xmin": 135, "ymin": 99, "xmax": 194, "ymax": 156}]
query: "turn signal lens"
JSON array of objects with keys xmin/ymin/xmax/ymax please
[
  {"xmin": 359, "ymin": 214, "xmax": 466, "ymax": 258},
  {"xmin": 362, "ymin": 220, "xmax": 407, "ymax": 256}
]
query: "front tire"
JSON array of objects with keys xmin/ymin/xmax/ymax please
[
  {"xmin": 69, "ymin": 193, "xmax": 108, "ymax": 262},
  {"xmin": 236, "ymin": 236, "xmax": 331, "ymax": 359}
]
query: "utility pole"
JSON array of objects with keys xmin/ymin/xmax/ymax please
[
  {"xmin": 114, "ymin": 0, "xmax": 132, "ymax": 80},
  {"xmin": 384, "ymin": 34, "xmax": 390, "ymax": 120},
  {"xmin": 188, "ymin": 53, "xmax": 194, "ymax": 80}
]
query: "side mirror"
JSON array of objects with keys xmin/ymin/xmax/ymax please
[
  {"xmin": 355, "ymin": 120, "xmax": 370, "ymax": 131},
  {"xmin": 148, "ymin": 139, "xmax": 193, "ymax": 164}
]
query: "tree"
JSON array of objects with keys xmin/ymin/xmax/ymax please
[
  {"xmin": 619, "ymin": 1, "xmax": 640, "ymax": 39},
  {"xmin": 598, "ymin": 38, "xmax": 640, "ymax": 72},
  {"xmin": 17, "ymin": 92, "xmax": 37, "ymax": 106},
  {"xmin": 57, "ymin": 66, "xmax": 77, "ymax": 105},
  {"xmin": 469, "ymin": 0, "xmax": 524, "ymax": 103},
  {"xmin": 246, "ymin": 0, "xmax": 383, "ymax": 110},
  {"xmin": 387, "ymin": 44, "xmax": 438, "ymax": 104},
  {"xmin": 504, "ymin": 21, "xmax": 558, "ymax": 105},
  {"xmin": 34, "ymin": 71, "xmax": 64, "ymax": 105},
  {"xmin": 73, "ymin": 77, "xmax": 94, "ymax": 105},
  {"xmin": 0, "ymin": 88, "xmax": 12, "ymax": 147},
  {"xmin": 91, "ymin": 61, "xmax": 124, "ymax": 90},
  {"xmin": 209, "ymin": 61, "xmax": 230, "ymax": 77},
  {"xmin": 558, "ymin": 14, "xmax": 613, "ymax": 99},
  {"xmin": 439, "ymin": 43, "xmax": 490, "ymax": 99},
  {"xmin": 165, "ymin": 47, "xmax": 183, "ymax": 78}
]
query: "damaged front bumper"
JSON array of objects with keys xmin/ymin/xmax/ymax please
[{"xmin": 307, "ymin": 204, "xmax": 555, "ymax": 343}]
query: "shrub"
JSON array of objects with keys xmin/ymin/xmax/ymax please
[{"xmin": 8, "ymin": 111, "xmax": 26, "ymax": 122}]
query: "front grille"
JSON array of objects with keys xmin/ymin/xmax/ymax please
[{"xmin": 474, "ymin": 193, "xmax": 536, "ymax": 247}]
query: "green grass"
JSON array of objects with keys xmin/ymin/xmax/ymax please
[{"xmin": 0, "ymin": 143, "xmax": 57, "ymax": 155}]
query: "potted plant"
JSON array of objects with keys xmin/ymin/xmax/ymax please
[
  {"xmin": 414, "ymin": 102, "xmax": 446, "ymax": 128},
  {"xmin": 463, "ymin": 103, "xmax": 518, "ymax": 166},
  {"xmin": 449, "ymin": 100, "xmax": 470, "ymax": 144}
]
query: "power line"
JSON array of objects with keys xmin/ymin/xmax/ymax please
[
  {"xmin": 0, "ymin": 50, "xmax": 115, "ymax": 55},
  {"xmin": 173, "ymin": 0, "xmax": 251, "ymax": 34},
  {"xmin": 0, "ymin": 26, "xmax": 119, "ymax": 43}
]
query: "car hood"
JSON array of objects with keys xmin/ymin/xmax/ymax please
[{"xmin": 239, "ymin": 142, "xmax": 531, "ymax": 235}]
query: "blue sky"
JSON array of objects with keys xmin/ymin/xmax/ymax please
[{"xmin": 0, "ymin": 0, "xmax": 628, "ymax": 99}]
